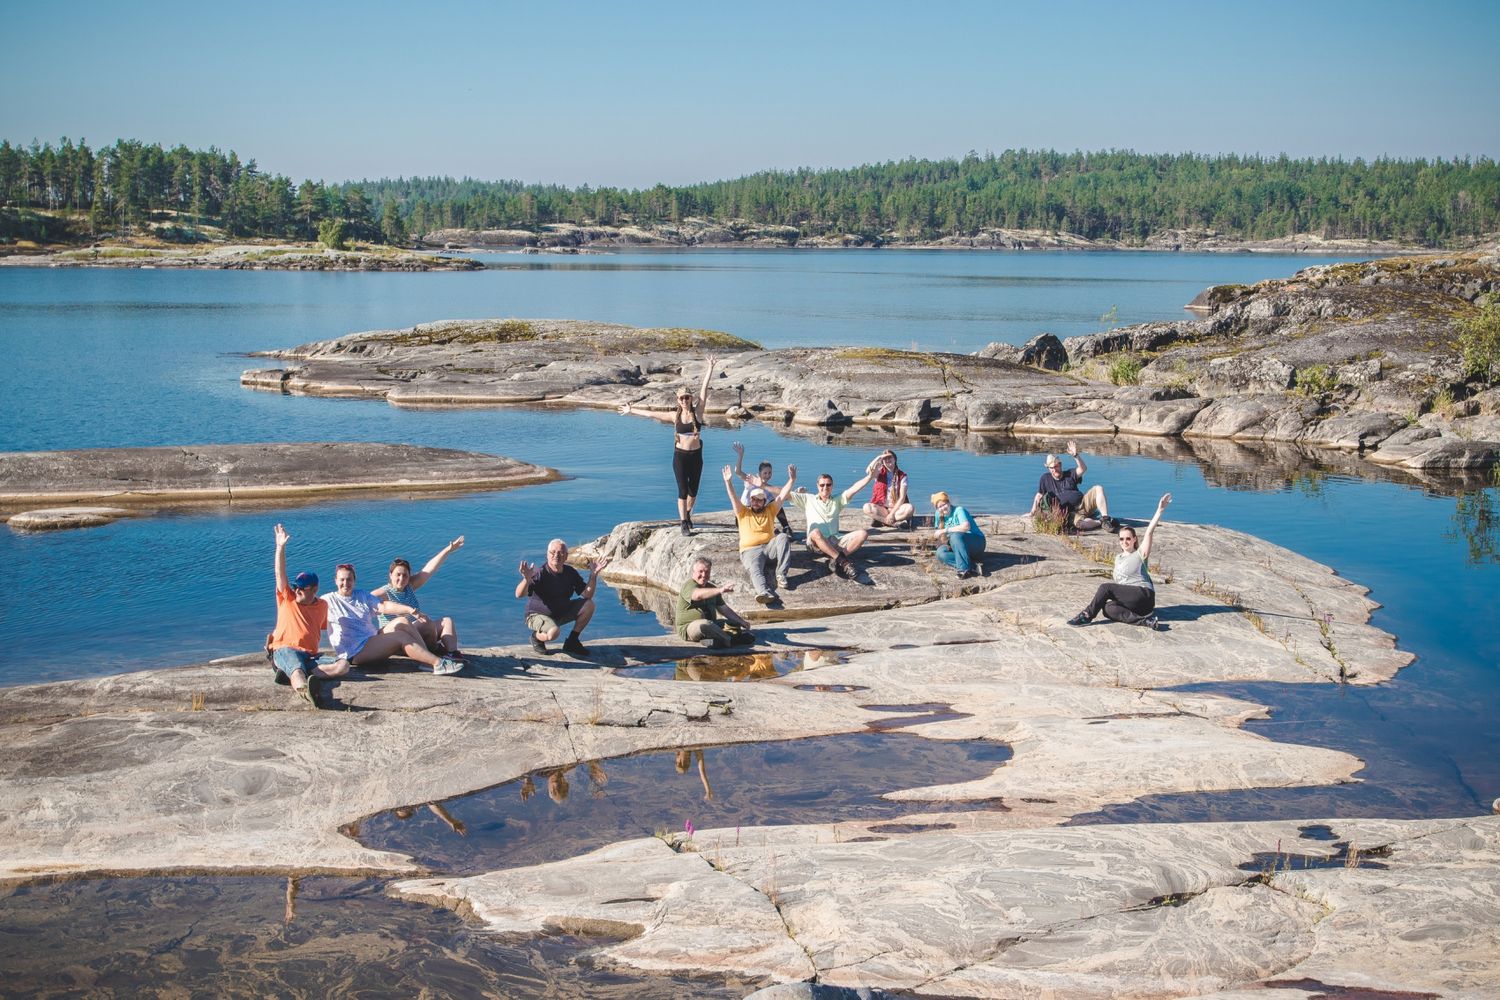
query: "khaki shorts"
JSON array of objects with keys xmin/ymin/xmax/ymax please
[{"xmin": 526, "ymin": 599, "xmax": 584, "ymax": 635}]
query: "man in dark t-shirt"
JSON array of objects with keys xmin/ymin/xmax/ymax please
[
  {"xmin": 1029, "ymin": 440, "xmax": 1118, "ymax": 532},
  {"xmin": 515, "ymin": 538, "xmax": 610, "ymax": 658}
]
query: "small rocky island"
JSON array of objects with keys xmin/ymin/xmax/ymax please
[
  {"xmin": 0, "ymin": 443, "xmax": 556, "ymax": 529},
  {"xmin": 241, "ymin": 251, "xmax": 1500, "ymax": 476}
]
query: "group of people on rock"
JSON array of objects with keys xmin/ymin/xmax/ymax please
[{"xmin": 267, "ymin": 365, "xmax": 1176, "ymax": 705}]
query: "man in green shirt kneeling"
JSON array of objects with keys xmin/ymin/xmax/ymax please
[{"xmin": 675, "ymin": 556, "xmax": 756, "ymax": 649}]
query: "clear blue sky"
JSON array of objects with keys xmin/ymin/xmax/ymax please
[{"xmin": 4, "ymin": 0, "xmax": 1497, "ymax": 188}]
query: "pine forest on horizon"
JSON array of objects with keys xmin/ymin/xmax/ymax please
[{"xmin": 2, "ymin": 137, "xmax": 1498, "ymax": 247}]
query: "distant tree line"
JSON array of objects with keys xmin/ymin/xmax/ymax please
[
  {"xmin": 4, "ymin": 139, "xmax": 1498, "ymax": 247},
  {"xmin": 356, "ymin": 151, "xmax": 1500, "ymax": 246},
  {"xmin": 0, "ymin": 138, "xmax": 383, "ymax": 243}
]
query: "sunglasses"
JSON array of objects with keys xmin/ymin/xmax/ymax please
[{"xmin": 336, "ymin": 563, "xmax": 355, "ymax": 572}]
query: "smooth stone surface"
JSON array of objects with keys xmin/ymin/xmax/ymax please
[
  {"xmin": 394, "ymin": 816, "xmax": 1500, "ymax": 997},
  {"xmin": 0, "ymin": 443, "xmax": 558, "ymax": 507},
  {"xmin": 5, "ymin": 506, "xmax": 131, "ymax": 531},
  {"xmin": 0, "ymin": 513, "xmax": 1407, "ymax": 883}
]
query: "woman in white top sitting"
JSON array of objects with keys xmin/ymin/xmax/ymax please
[{"xmin": 1067, "ymin": 493, "xmax": 1171, "ymax": 631}]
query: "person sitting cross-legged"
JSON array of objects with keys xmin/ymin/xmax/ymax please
[
  {"xmin": 787, "ymin": 463, "xmax": 875, "ymax": 579},
  {"xmin": 675, "ymin": 556, "xmax": 756, "ymax": 649},
  {"xmin": 516, "ymin": 538, "xmax": 610, "ymax": 658},
  {"xmin": 324, "ymin": 562, "xmax": 463, "ymax": 676},
  {"xmin": 930, "ymin": 491, "xmax": 987, "ymax": 579},
  {"xmin": 863, "ymin": 449, "xmax": 914, "ymax": 529},
  {"xmin": 722, "ymin": 462, "xmax": 797, "ymax": 605}
]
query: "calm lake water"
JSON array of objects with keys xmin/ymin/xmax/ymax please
[{"xmin": 1, "ymin": 248, "xmax": 1495, "ymax": 993}]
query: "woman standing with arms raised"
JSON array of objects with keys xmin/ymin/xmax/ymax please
[{"xmin": 621, "ymin": 356, "xmax": 716, "ymax": 535}]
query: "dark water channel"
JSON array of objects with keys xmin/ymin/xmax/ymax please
[
  {"xmin": 0, "ymin": 876, "xmax": 752, "ymax": 999},
  {"xmin": 355, "ymin": 730, "xmax": 1011, "ymax": 876}
]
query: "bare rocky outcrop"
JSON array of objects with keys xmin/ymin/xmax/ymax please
[
  {"xmin": 396, "ymin": 815, "xmax": 1500, "ymax": 997},
  {"xmin": 0, "ymin": 443, "xmax": 558, "ymax": 521},
  {"xmin": 239, "ymin": 252, "xmax": 1500, "ymax": 476}
]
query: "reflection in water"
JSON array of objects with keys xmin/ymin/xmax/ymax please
[
  {"xmin": 357, "ymin": 732, "xmax": 1012, "ymax": 875},
  {"xmin": 1448, "ymin": 487, "xmax": 1499, "ymax": 564},
  {"xmin": 0, "ymin": 876, "xmax": 745, "ymax": 998},
  {"xmin": 616, "ymin": 647, "xmax": 851, "ymax": 683}
]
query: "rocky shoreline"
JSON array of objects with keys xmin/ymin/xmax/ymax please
[
  {"xmin": 0, "ymin": 242, "xmax": 482, "ymax": 271},
  {"xmin": 422, "ymin": 219, "xmax": 1442, "ymax": 255},
  {"xmin": 240, "ymin": 251, "xmax": 1500, "ymax": 478}
]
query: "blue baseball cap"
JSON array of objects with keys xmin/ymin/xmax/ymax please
[{"xmin": 291, "ymin": 571, "xmax": 319, "ymax": 589}]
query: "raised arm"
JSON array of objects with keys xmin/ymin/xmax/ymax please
[
  {"xmin": 273, "ymin": 523, "xmax": 291, "ymax": 592},
  {"xmin": 1067, "ymin": 439, "xmax": 1086, "ymax": 479},
  {"xmin": 732, "ymin": 442, "xmax": 757, "ymax": 487},
  {"xmin": 582, "ymin": 558, "xmax": 609, "ymax": 599},
  {"xmin": 514, "ymin": 560, "xmax": 535, "ymax": 600},
  {"xmin": 694, "ymin": 356, "xmax": 715, "ymax": 420},
  {"xmin": 842, "ymin": 466, "xmax": 875, "ymax": 504},
  {"xmin": 1139, "ymin": 493, "xmax": 1172, "ymax": 562},
  {"xmin": 723, "ymin": 465, "xmax": 746, "ymax": 515},
  {"xmin": 616, "ymin": 400, "xmax": 677, "ymax": 423},
  {"xmin": 774, "ymin": 464, "xmax": 798, "ymax": 504},
  {"xmin": 412, "ymin": 536, "xmax": 464, "ymax": 589}
]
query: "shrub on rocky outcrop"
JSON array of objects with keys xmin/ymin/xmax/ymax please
[
  {"xmin": 1459, "ymin": 299, "xmax": 1500, "ymax": 384},
  {"xmin": 1108, "ymin": 356, "xmax": 1142, "ymax": 386}
]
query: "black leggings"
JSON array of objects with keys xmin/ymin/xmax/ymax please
[
  {"xmin": 673, "ymin": 447, "xmax": 704, "ymax": 500},
  {"xmin": 1084, "ymin": 583, "xmax": 1155, "ymax": 624}
]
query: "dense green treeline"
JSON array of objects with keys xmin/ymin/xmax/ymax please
[
  {"xmin": 4, "ymin": 138, "xmax": 1498, "ymax": 247},
  {"xmin": 0, "ymin": 138, "xmax": 382, "ymax": 242},
  {"xmin": 356, "ymin": 151, "xmax": 1500, "ymax": 245}
]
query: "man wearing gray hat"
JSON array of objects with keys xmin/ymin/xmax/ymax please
[{"xmin": 1029, "ymin": 440, "xmax": 1117, "ymax": 533}]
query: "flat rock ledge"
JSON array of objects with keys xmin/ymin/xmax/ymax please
[
  {"xmin": 240, "ymin": 253, "xmax": 1500, "ymax": 477},
  {"xmin": 0, "ymin": 443, "xmax": 558, "ymax": 520},
  {"xmin": 395, "ymin": 814, "xmax": 1500, "ymax": 998},
  {"xmin": 0, "ymin": 515, "xmax": 1411, "ymax": 891}
]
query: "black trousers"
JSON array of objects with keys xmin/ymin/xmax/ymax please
[
  {"xmin": 673, "ymin": 447, "xmax": 704, "ymax": 500},
  {"xmin": 1084, "ymin": 583, "xmax": 1155, "ymax": 624}
]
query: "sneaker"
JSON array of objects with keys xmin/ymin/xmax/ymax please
[
  {"xmin": 679, "ymin": 519, "xmax": 691, "ymax": 536},
  {"xmin": 776, "ymin": 574, "xmax": 790, "ymax": 591},
  {"xmin": 529, "ymin": 635, "xmax": 549, "ymax": 655},
  {"xmin": 957, "ymin": 568, "xmax": 977, "ymax": 580},
  {"xmin": 1101, "ymin": 515, "xmax": 1120, "ymax": 533},
  {"xmin": 1067, "ymin": 612, "xmax": 1090, "ymax": 627},
  {"xmin": 755, "ymin": 590, "xmax": 774, "ymax": 605},
  {"xmin": 834, "ymin": 556, "xmax": 855, "ymax": 579},
  {"xmin": 433, "ymin": 657, "xmax": 463, "ymax": 676},
  {"xmin": 446, "ymin": 648, "xmax": 468, "ymax": 662},
  {"xmin": 562, "ymin": 634, "xmax": 590, "ymax": 657},
  {"xmin": 1140, "ymin": 614, "xmax": 1161, "ymax": 631}
]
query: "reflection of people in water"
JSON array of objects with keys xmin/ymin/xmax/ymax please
[
  {"xmin": 390, "ymin": 802, "xmax": 467, "ymax": 835},
  {"xmin": 519, "ymin": 775, "xmax": 536, "ymax": 802},
  {"xmin": 547, "ymin": 769, "xmax": 571, "ymax": 803},
  {"xmin": 675, "ymin": 653, "xmax": 781, "ymax": 683},
  {"xmin": 284, "ymin": 875, "xmax": 299, "ymax": 925},
  {"xmin": 587, "ymin": 760, "xmax": 609, "ymax": 798},
  {"xmin": 674, "ymin": 748, "xmax": 715, "ymax": 801}
]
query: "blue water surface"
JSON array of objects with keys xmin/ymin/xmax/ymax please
[{"xmin": 0, "ymin": 250, "xmax": 1494, "ymax": 821}]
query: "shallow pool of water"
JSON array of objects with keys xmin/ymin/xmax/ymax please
[{"xmin": 354, "ymin": 730, "xmax": 1011, "ymax": 876}]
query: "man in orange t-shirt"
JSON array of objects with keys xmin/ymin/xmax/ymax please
[{"xmin": 270, "ymin": 523, "xmax": 332, "ymax": 708}]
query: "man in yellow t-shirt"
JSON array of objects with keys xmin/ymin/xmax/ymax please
[{"xmin": 721, "ymin": 463, "xmax": 797, "ymax": 605}]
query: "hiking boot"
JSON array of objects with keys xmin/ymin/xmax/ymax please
[
  {"xmin": 834, "ymin": 556, "xmax": 855, "ymax": 579},
  {"xmin": 562, "ymin": 634, "xmax": 590, "ymax": 657},
  {"xmin": 1067, "ymin": 612, "xmax": 1090, "ymax": 627},
  {"xmin": 1140, "ymin": 614, "xmax": 1161, "ymax": 631},
  {"xmin": 433, "ymin": 657, "xmax": 463, "ymax": 676},
  {"xmin": 1101, "ymin": 515, "xmax": 1120, "ymax": 533},
  {"xmin": 530, "ymin": 635, "xmax": 549, "ymax": 655},
  {"xmin": 755, "ymin": 590, "xmax": 774, "ymax": 605}
]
